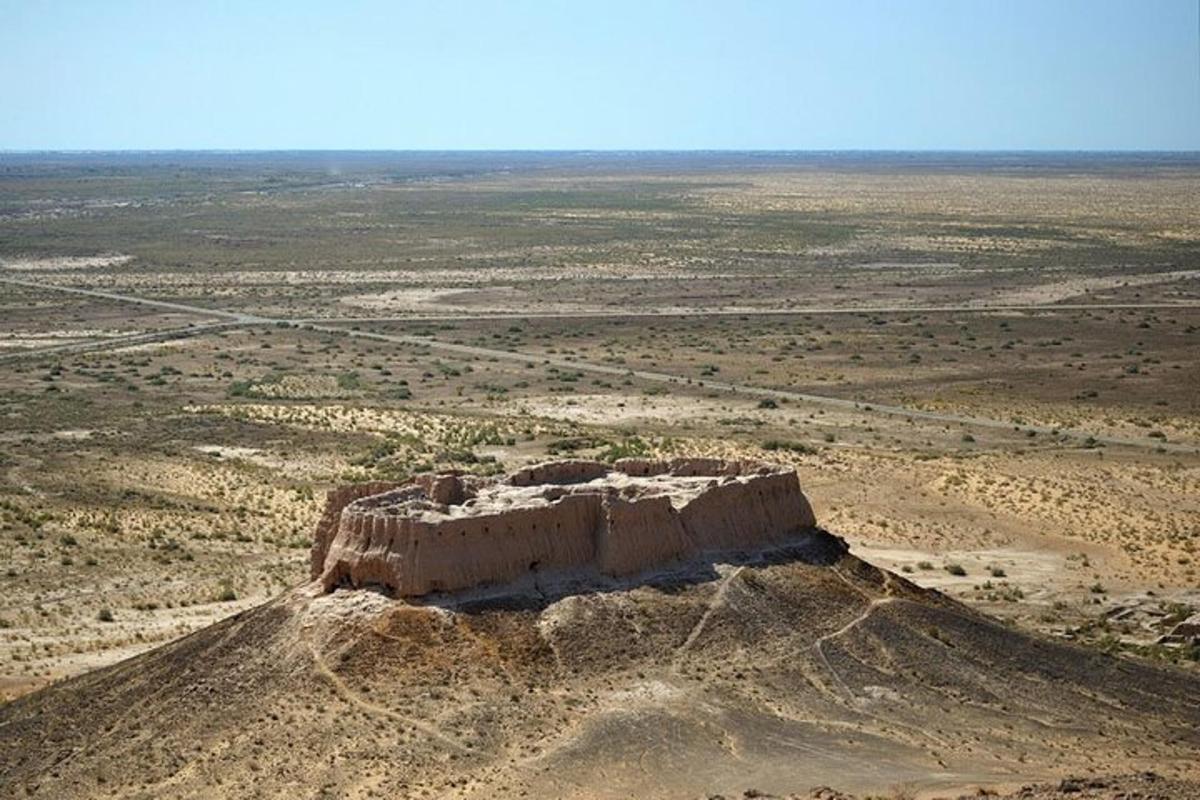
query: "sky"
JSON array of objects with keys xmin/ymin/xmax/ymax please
[{"xmin": 2, "ymin": 0, "xmax": 1198, "ymax": 151}]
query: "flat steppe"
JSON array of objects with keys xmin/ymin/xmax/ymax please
[{"xmin": 0, "ymin": 152, "xmax": 1197, "ymax": 795}]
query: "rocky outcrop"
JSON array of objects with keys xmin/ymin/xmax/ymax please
[
  {"xmin": 311, "ymin": 458, "xmax": 819, "ymax": 596},
  {"xmin": 1159, "ymin": 613, "xmax": 1200, "ymax": 645}
]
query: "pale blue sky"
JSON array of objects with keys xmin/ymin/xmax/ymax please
[{"xmin": 2, "ymin": 0, "xmax": 1197, "ymax": 150}]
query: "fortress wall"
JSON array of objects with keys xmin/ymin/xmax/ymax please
[
  {"xmin": 348, "ymin": 485, "xmax": 428, "ymax": 512},
  {"xmin": 320, "ymin": 494, "xmax": 602, "ymax": 593},
  {"xmin": 678, "ymin": 471, "xmax": 815, "ymax": 552},
  {"xmin": 318, "ymin": 512, "xmax": 408, "ymax": 590},
  {"xmin": 402, "ymin": 495, "xmax": 601, "ymax": 594},
  {"xmin": 509, "ymin": 460, "xmax": 609, "ymax": 487},
  {"xmin": 610, "ymin": 458, "xmax": 672, "ymax": 477},
  {"xmin": 310, "ymin": 481, "xmax": 403, "ymax": 580},
  {"xmin": 664, "ymin": 458, "xmax": 748, "ymax": 478},
  {"xmin": 613, "ymin": 457, "xmax": 766, "ymax": 479},
  {"xmin": 596, "ymin": 494, "xmax": 691, "ymax": 576}
]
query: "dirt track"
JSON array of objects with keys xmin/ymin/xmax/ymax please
[{"xmin": 4, "ymin": 276, "xmax": 1194, "ymax": 453}]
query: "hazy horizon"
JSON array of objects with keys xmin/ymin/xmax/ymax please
[
  {"xmin": 3, "ymin": 148, "xmax": 1200, "ymax": 154},
  {"xmin": 3, "ymin": 0, "xmax": 1198, "ymax": 151}
]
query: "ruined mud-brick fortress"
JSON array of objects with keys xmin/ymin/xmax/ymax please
[{"xmin": 311, "ymin": 458, "xmax": 818, "ymax": 596}]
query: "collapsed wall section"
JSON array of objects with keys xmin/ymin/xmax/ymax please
[
  {"xmin": 312, "ymin": 458, "xmax": 819, "ymax": 597},
  {"xmin": 597, "ymin": 494, "xmax": 691, "ymax": 576}
]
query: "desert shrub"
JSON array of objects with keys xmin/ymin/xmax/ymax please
[
  {"xmin": 548, "ymin": 437, "xmax": 589, "ymax": 454},
  {"xmin": 228, "ymin": 380, "xmax": 253, "ymax": 397},
  {"xmin": 600, "ymin": 436, "xmax": 650, "ymax": 462},
  {"xmin": 762, "ymin": 439, "xmax": 816, "ymax": 455}
]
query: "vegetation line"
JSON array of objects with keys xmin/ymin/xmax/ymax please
[
  {"xmin": 6, "ymin": 276, "xmax": 1193, "ymax": 454},
  {"xmin": 0, "ymin": 321, "xmax": 241, "ymax": 364},
  {"xmin": 310, "ymin": 322, "xmax": 1197, "ymax": 454},
  {"xmin": 289, "ymin": 300, "xmax": 1200, "ymax": 323}
]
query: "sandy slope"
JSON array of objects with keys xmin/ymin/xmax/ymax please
[{"xmin": 1, "ymin": 533, "xmax": 1196, "ymax": 799}]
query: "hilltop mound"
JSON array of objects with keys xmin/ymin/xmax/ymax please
[{"xmin": 1, "ymin": 463, "xmax": 1197, "ymax": 799}]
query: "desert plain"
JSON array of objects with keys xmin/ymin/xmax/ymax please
[{"xmin": 0, "ymin": 151, "xmax": 1197, "ymax": 797}]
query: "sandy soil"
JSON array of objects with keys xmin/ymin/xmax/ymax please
[
  {"xmin": 0, "ymin": 254, "xmax": 134, "ymax": 271},
  {"xmin": 978, "ymin": 268, "xmax": 1200, "ymax": 306}
]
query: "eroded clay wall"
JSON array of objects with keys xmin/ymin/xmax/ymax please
[
  {"xmin": 509, "ymin": 460, "xmax": 610, "ymax": 487},
  {"xmin": 320, "ymin": 494, "xmax": 602, "ymax": 593},
  {"xmin": 597, "ymin": 494, "xmax": 691, "ymax": 575},
  {"xmin": 613, "ymin": 457, "xmax": 766, "ymax": 479},
  {"xmin": 310, "ymin": 481, "xmax": 403, "ymax": 580},
  {"xmin": 678, "ymin": 471, "xmax": 814, "ymax": 551}
]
